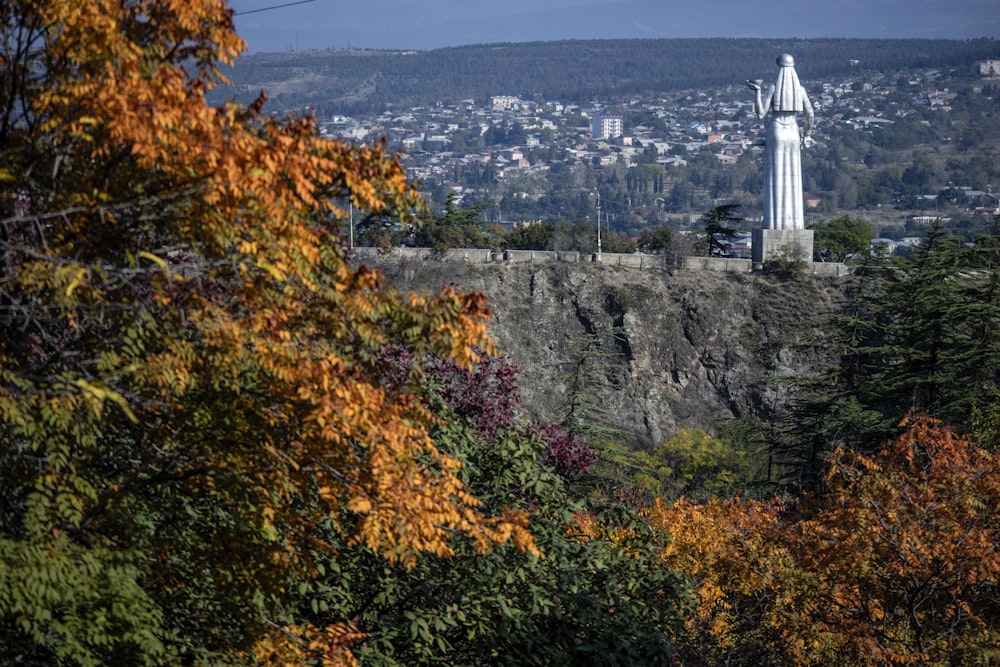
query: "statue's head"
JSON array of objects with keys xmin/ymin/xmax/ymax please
[{"xmin": 777, "ymin": 53, "xmax": 794, "ymax": 67}]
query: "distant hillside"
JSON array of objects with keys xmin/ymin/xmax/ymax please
[{"xmin": 212, "ymin": 37, "xmax": 999, "ymax": 113}]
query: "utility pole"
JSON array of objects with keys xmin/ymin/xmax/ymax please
[
  {"xmin": 349, "ymin": 201, "xmax": 354, "ymax": 249},
  {"xmin": 595, "ymin": 191, "xmax": 602, "ymax": 255}
]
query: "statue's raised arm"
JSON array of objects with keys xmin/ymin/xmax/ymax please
[{"xmin": 747, "ymin": 79, "xmax": 771, "ymax": 121}]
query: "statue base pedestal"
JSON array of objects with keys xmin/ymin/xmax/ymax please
[{"xmin": 752, "ymin": 228, "xmax": 814, "ymax": 264}]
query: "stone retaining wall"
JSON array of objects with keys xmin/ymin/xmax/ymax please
[{"xmin": 350, "ymin": 247, "xmax": 851, "ymax": 276}]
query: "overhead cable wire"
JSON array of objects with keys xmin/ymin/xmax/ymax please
[{"xmin": 234, "ymin": 0, "xmax": 316, "ymax": 16}]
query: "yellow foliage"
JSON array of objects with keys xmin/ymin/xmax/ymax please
[
  {"xmin": 28, "ymin": 0, "xmax": 532, "ymax": 566},
  {"xmin": 251, "ymin": 622, "xmax": 364, "ymax": 667},
  {"xmin": 1, "ymin": 0, "xmax": 537, "ymax": 663}
]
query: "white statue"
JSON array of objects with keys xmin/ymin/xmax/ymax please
[{"xmin": 747, "ymin": 54, "xmax": 814, "ymax": 230}]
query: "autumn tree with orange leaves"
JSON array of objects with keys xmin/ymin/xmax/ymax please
[
  {"xmin": 0, "ymin": 0, "xmax": 535, "ymax": 664},
  {"xmin": 796, "ymin": 416, "xmax": 1000, "ymax": 665},
  {"xmin": 651, "ymin": 416, "xmax": 1000, "ymax": 666}
]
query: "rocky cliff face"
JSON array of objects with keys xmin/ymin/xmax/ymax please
[{"xmin": 372, "ymin": 256, "xmax": 850, "ymax": 446}]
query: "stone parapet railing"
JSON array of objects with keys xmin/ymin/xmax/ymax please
[{"xmin": 349, "ymin": 247, "xmax": 851, "ymax": 276}]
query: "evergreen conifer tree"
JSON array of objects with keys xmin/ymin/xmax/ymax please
[{"xmin": 782, "ymin": 218, "xmax": 1000, "ymax": 490}]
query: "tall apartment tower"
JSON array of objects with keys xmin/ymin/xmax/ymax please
[{"xmin": 592, "ymin": 113, "xmax": 623, "ymax": 140}]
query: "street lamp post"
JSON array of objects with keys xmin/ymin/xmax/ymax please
[{"xmin": 595, "ymin": 191, "xmax": 602, "ymax": 255}]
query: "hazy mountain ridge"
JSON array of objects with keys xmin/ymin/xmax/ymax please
[
  {"xmin": 214, "ymin": 37, "xmax": 1000, "ymax": 111},
  {"xmin": 234, "ymin": 1, "xmax": 1000, "ymax": 53}
]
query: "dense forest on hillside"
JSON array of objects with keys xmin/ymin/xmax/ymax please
[{"xmin": 213, "ymin": 37, "xmax": 1000, "ymax": 112}]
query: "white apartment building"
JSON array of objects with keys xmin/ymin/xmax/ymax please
[
  {"xmin": 592, "ymin": 113, "xmax": 623, "ymax": 140},
  {"xmin": 491, "ymin": 96, "xmax": 521, "ymax": 111}
]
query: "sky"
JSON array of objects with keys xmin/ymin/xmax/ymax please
[{"xmin": 230, "ymin": 0, "xmax": 1000, "ymax": 53}]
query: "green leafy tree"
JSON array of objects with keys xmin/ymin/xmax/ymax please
[
  {"xmin": 638, "ymin": 224, "xmax": 689, "ymax": 270},
  {"xmin": 354, "ymin": 206, "xmax": 412, "ymax": 248},
  {"xmin": 550, "ymin": 217, "xmax": 602, "ymax": 254},
  {"xmin": 810, "ymin": 215, "xmax": 873, "ymax": 262},
  {"xmin": 300, "ymin": 352, "xmax": 693, "ymax": 666},
  {"xmin": 602, "ymin": 229, "xmax": 637, "ymax": 254},
  {"xmin": 595, "ymin": 427, "xmax": 771, "ymax": 502},
  {"xmin": 656, "ymin": 428, "xmax": 769, "ymax": 501},
  {"xmin": 414, "ymin": 194, "xmax": 490, "ymax": 249},
  {"xmin": 504, "ymin": 221, "xmax": 559, "ymax": 250},
  {"xmin": 637, "ymin": 224, "xmax": 676, "ymax": 253}
]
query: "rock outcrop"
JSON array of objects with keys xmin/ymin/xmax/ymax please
[{"xmin": 370, "ymin": 255, "xmax": 849, "ymax": 446}]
